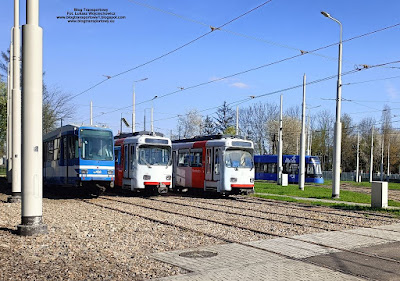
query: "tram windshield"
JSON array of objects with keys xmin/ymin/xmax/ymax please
[
  {"xmin": 225, "ymin": 150, "xmax": 253, "ymax": 169},
  {"xmin": 306, "ymin": 163, "xmax": 322, "ymax": 175},
  {"xmin": 80, "ymin": 129, "xmax": 113, "ymax": 161},
  {"xmin": 138, "ymin": 145, "xmax": 171, "ymax": 166}
]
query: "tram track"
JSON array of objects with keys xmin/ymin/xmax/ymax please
[
  {"xmin": 235, "ymin": 195, "xmax": 398, "ymax": 221},
  {"xmin": 147, "ymin": 196, "xmax": 333, "ymax": 232},
  {"xmin": 81, "ymin": 196, "xmax": 400, "ymax": 281},
  {"xmin": 151, "ymin": 195, "xmax": 400, "ymax": 243},
  {"xmin": 162, "ymin": 195, "xmax": 391, "ymax": 230}
]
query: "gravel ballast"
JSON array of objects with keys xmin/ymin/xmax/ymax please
[{"xmin": 0, "ymin": 181, "xmax": 398, "ymax": 280}]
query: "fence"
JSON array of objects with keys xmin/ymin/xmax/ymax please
[{"xmin": 322, "ymin": 171, "xmax": 400, "ymax": 182}]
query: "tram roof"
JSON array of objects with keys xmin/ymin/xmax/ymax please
[
  {"xmin": 43, "ymin": 124, "xmax": 112, "ymax": 141},
  {"xmin": 172, "ymin": 134, "xmax": 246, "ymax": 143}
]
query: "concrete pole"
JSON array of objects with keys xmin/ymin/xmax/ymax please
[
  {"xmin": 9, "ymin": 0, "xmax": 22, "ymax": 203},
  {"xmin": 90, "ymin": 101, "xmax": 93, "ymax": 125},
  {"xmin": 380, "ymin": 135, "xmax": 384, "ymax": 181},
  {"xmin": 6, "ymin": 60, "xmax": 10, "ymax": 178},
  {"xmin": 7, "ymin": 36, "xmax": 14, "ymax": 184},
  {"xmin": 369, "ymin": 127, "xmax": 374, "ymax": 183},
  {"xmin": 143, "ymin": 110, "xmax": 146, "ymax": 131},
  {"xmin": 120, "ymin": 113, "xmax": 123, "ymax": 134},
  {"xmin": 17, "ymin": 0, "xmax": 48, "ymax": 235},
  {"xmin": 387, "ymin": 141, "xmax": 390, "ymax": 181},
  {"xmin": 299, "ymin": 74, "xmax": 306, "ymax": 191},
  {"xmin": 151, "ymin": 107, "xmax": 154, "ymax": 133},
  {"xmin": 307, "ymin": 115, "xmax": 311, "ymax": 155},
  {"xmin": 132, "ymin": 84, "xmax": 135, "ymax": 133},
  {"xmin": 277, "ymin": 95, "xmax": 283, "ymax": 185},
  {"xmin": 236, "ymin": 106, "xmax": 239, "ymax": 135},
  {"xmin": 356, "ymin": 132, "xmax": 360, "ymax": 182}
]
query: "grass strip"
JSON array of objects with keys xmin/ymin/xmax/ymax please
[
  {"xmin": 254, "ymin": 181, "xmax": 400, "ymax": 207},
  {"xmin": 252, "ymin": 193, "xmax": 400, "ymax": 217}
]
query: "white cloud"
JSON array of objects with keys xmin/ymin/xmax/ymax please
[
  {"xmin": 230, "ymin": 82, "xmax": 249, "ymax": 89},
  {"xmin": 386, "ymin": 83, "xmax": 399, "ymax": 99}
]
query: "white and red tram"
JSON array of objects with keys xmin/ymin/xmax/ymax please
[
  {"xmin": 114, "ymin": 132, "xmax": 172, "ymax": 194},
  {"xmin": 172, "ymin": 135, "xmax": 255, "ymax": 195}
]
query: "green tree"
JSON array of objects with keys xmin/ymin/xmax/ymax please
[
  {"xmin": 223, "ymin": 126, "xmax": 236, "ymax": 135},
  {"xmin": 202, "ymin": 115, "xmax": 217, "ymax": 135},
  {"xmin": 215, "ymin": 101, "xmax": 235, "ymax": 134}
]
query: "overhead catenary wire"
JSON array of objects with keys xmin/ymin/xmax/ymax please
[
  {"xmin": 127, "ymin": 0, "xmax": 400, "ymax": 69},
  {"xmin": 66, "ymin": 0, "xmax": 273, "ymax": 102},
  {"xmin": 66, "ymin": 4, "xmax": 400, "ymax": 103},
  {"xmin": 84, "ymin": 60, "xmax": 399, "ymax": 124}
]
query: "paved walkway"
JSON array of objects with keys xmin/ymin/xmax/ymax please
[
  {"xmin": 255, "ymin": 192, "xmax": 400, "ymax": 210},
  {"xmin": 152, "ymin": 223, "xmax": 400, "ymax": 281}
]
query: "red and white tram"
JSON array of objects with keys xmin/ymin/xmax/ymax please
[
  {"xmin": 114, "ymin": 132, "xmax": 172, "ymax": 194},
  {"xmin": 172, "ymin": 135, "xmax": 255, "ymax": 195}
]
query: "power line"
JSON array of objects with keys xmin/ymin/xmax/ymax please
[
  {"xmin": 66, "ymin": 0, "xmax": 273, "ymax": 102},
  {"xmin": 85, "ymin": 60, "xmax": 399, "ymax": 124},
  {"xmin": 127, "ymin": 0, "xmax": 400, "ymax": 69},
  {"xmin": 153, "ymin": 62, "xmax": 396, "ymax": 124},
  {"xmin": 67, "ymin": 3, "xmax": 400, "ymax": 103},
  {"xmin": 343, "ymin": 74, "xmax": 400, "ymax": 86}
]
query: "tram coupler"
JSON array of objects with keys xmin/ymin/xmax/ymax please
[{"xmin": 158, "ymin": 184, "xmax": 168, "ymax": 194}]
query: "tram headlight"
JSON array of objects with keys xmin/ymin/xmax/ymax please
[
  {"xmin": 81, "ymin": 169, "xmax": 88, "ymax": 174},
  {"xmin": 250, "ymin": 178, "xmax": 254, "ymax": 183},
  {"xmin": 230, "ymin": 177, "xmax": 237, "ymax": 183},
  {"xmin": 107, "ymin": 170, "xmax": 114, "ymax": 175},
  {"xmin": 143, "ymin": 175, "xmax": 151, "ymax": 180},
  {"xmin": 166, "ymin": 175, "xmax": 171, "ymax": 180}
]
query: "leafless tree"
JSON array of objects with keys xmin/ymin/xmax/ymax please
[
  {"xmin": 1, "ymin": 49, "xmax": 75, "ymax": 134},
  {"xmin": 176, "ymin": 109, "xmax": 203, "ymax": 139},
  {"xmin": 239, "ymin": 102, "xmax": 278, "ymax": 154}
]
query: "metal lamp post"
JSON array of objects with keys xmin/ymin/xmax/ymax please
[
  {"xmin": 132, "ymin": 78, "xmax": 148, "ymax": 133},
  {"xmin": 321, "ymin": 11, "xmax": 343, "ymax": 199}
]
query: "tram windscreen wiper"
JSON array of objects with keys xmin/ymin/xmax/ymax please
[{"xmin": 140, "ymin": 156, "xmax": 152, "ymax": 168}]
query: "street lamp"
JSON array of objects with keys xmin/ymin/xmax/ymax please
[
  {"xmin": 321, "ymin": 11, "xmax": 343, "ymax": 198},
  {"xmin": 132, "ymin": 77, "xmax": 148, "ymax": 133}
]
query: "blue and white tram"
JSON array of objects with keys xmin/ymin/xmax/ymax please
[
  {"xmin": 254, "ymin": 155, "xmax": 324, "ymax": 184},
  {"xmin": 43, "ymin": 125, "xmax": 115, "ymax": 195}
]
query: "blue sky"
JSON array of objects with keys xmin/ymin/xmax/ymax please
[{"xmin": 1, "ymin": 0, "xmax": 400, "ymax": 136}]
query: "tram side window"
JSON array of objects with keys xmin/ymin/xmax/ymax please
[
  {"xmin": 54, "ymin": 138, "xmax": 60, "ymax": 161},
  {"xmin": 115, "ymin": 148, "xmax": 121, "ymax": 165},
  {"xmin": 124, "ymin": 146, "xmax": 128, "ymax": 171},
  {"xmin": 62, "ymin": 136, "xmax": 67, "ymax": 160},
  {"xmin": 284, "ymin": 163, "xmax": 299, "ymax": 174},
  {"xmin": 206, "ymin": 149, "xmax": 212, "ymax": 174},
  {"xmin": 67, "ymin": 136, "xmax": 78, "ymax": 159},
  {"xmin": 46, "ymin": 141, "xmax": 54, "ymax": 161},
  {"xmin": 215, "ymin": 149, "xmax": 220, "ymax": 175},
  {"xmin": 266, "ymin": 163, "xmax": 276, "ymax": 173},
  {"xmin": 190, "ymin": 152, "xmax": 202, "ymax": 167},
  {"xmin": 178, "ymin": 151, "xmax": 190, "ymax": 167},
  {"xmin": 306, "ymin": 164, "xmax": 314, "ymax": 175},
  {"xmin": 130, "ymin": 146, "xmax": 135, "ymax": 168}
]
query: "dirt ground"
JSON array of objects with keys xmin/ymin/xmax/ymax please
[{"xmin": 327, "ymin": 182, "xmax": 400, "ymax": 202}]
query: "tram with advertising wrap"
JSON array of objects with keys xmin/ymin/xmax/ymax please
[
  {"xmin": 254, "ymin": 154, "xmax": 324, "ymax": 184},
  {"xmin": 114, "ymin": 132, "xmax": 172, "ymax": 194},
  {"xmin": 172, "ymin": 135, "xmax": 255, "ymax": 195},
  {"xmin": 43, "ymin": 125, "xmax": 115, "ymax": 195}
]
